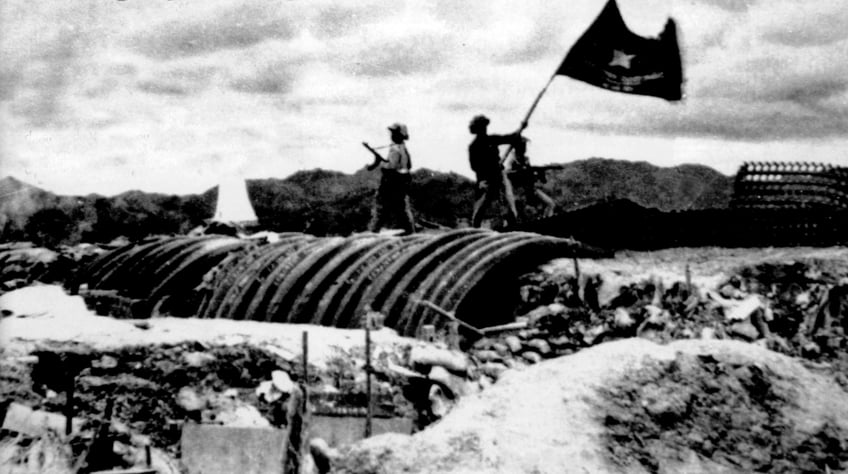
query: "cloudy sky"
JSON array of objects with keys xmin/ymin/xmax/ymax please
[{"xmin": 1, "ymin": 0, "xmax": 846, "ymax": 195}]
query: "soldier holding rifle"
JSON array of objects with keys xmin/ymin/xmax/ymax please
[
  {"xmin": 504, "ymin": 136, "xmax": 558, "ymax": 219},
  {"xmin": 363, "ymin": 123, "xmax": 416, "ymax": 235}
]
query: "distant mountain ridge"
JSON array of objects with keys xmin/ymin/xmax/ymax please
[
  {"xmin": 546, "ymin": 158, "xmax": 734, "ymax": 211},
  {"xmin": 0, "ymin": 158, "xmax": 733, "ymax": 246}
]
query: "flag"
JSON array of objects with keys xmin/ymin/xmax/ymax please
[{"xmin": 557, "ymin": 0, "xmax": 683, "ymax": 101}]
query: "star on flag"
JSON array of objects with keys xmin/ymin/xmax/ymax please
[{"xmin": 609, "ymin": 50, "xmax": 635, "ymax": 69}]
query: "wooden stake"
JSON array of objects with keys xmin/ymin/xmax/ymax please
[
  {"xmin": 65, "ymin": 372, "xmax": 75, "ymax": 436},
  {"xmin": 365, "ymin": 316, "xmax": 373, "ymax": 438},
  {"xmin": 302, "ymin": 331, "xmax": 309, "ymax": 386},
  {"xmin": 685, "ymin": 263, "xmax": 692, "ymax": 294},
  {"xmin": 448, "ymin": 321, "xmax": 460, "ymax": 350},
  {"xmin": 284, "ymin": 332, "xmax": 311, "ymax": 474}
]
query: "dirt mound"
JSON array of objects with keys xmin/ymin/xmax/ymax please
[
  {"xmin": 333, "ymin": 338, "xmax": 848, "ymax": 474},
  {"xmin": 601, "ymin": 352, "xmax": 847, "ymax": 473}
]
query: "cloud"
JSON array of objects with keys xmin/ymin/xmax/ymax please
[
  {"xmin": 765, "ymin": 77, "xmax": 848, "ymax": 108},
  {"xmin": 563, "ymin": 94, "xmax": 848, "ymax": 141},
  {"xmin": 761, "ymin": 13, "xmax": 848, "ymax": 46},
  {"xmin": 429, "ymin": 0, "xmax": 498, "ymax": 29},
  {"xmin": 433, "ymin": 72, "xmax": 528, "ymax": 115},
  {"xmin": 136, "ymin": 80, "xmax": 193, "ymax": 96},
  {"xmin": 309, "ymin": 3, "xmax": 403, "ymax": 39},
  {"xmin": 342, "ymin": 32, "xmax": 453, "ymax": 77},
  {"xmin": 229, "ymin": 63, "xmax": 297, "ymax": 94},
  {"xmin": 693, "ymin": 0, "xmax": 758, "ymax": 12},
  {"xmin": 493, "ymin": 22, "xmax": 562, "ymax": 65},
  {"xmin": 129, "ymin": 3, "xmax": 296, "ymax": 60},
  {"xmin": 6, "ymin": 28, "xmax": 86, "ymax": 126},
  {"xmin": 137, "ymin": 65, "xmax": 218, "ymax": 96},
  {"xmin": 310, "ymin": 6, "xmax": 361, "ymax": 38},
  {"xmin": 0, "ymin": 67, "xmax": 22, "ymax": 101}
]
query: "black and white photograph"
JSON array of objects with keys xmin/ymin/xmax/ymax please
[{"xmin": 1, "ymin": 0, "xmax": 847, "ymax": 472}]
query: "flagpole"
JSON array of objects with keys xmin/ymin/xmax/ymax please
[
  {"xmin": 501, "ymin": 70, "xmax": 559, "ymax": 165},
  {"xmin": 521, "ymin": 71, "xmax": 558, "ymax": 128}
]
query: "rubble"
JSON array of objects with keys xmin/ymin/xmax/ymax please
[
  {"xmin": 1, "ymin": 284, "xmax": 485, "ymax": 471},
  {"xmin": 0, "ymin": 242, "xmax": 107, "ymax": 296},
  {"xmin": 466, "ymin": 258, "xmax": 848, "ymax": 390},
  {"xmin": 3, "ymin": 248, "xmax": 848, "ymax": 472}
]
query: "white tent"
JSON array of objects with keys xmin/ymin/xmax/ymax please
[{"xmin": 212, "ymin": 177, "xmax": 258, "ymax": 225}]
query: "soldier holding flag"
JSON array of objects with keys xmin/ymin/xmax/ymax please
[{"xmin": 468, "ymin": 115, "xmax": 526, "ymax": 228}]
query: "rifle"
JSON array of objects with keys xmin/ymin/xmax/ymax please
[
  {"xmin": 528, "ymin": 164, "xmax": 568, "ymax": 172},
  {"xmin": 362, "ymin": 142, "xmax": 386, "ymax": 170},
  {"xmin": 509, "ymin": 163, "xmax": 566, "ymax": 185}
]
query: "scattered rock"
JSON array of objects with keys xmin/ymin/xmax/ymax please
[
  {"xmin": 271, "ymin": 370, "xmax": 294, "ymax": 393},
  {"xmin": 479, "ymin": 362, "xmax": 507, "ymax": 379},
  {"xmin": 613, "ymin": 307, "xmax": 635, "ymax": 329},
  {"xmin": 525, "ymin": 339, "xmax": 551, "ymax": 356},
  {"xmin": 410, "ymin": 346, "xmax": 468, "ymax": 373},
  {"xmin": 429, "ymin": 366, "xmax": 466, "ymax": 397},
  {"xmin": 729, "ymin": 321, "xmax": 760, "ymax": 341},
  {"xmin": 176, "ymin": 387, "xmax": 205, "ymax": 412},
  {"xmin": 428, "ymin": 384, "xmax": 452, "ymax": 418},
  {"xmin": 215, "ymin": 405, "xmax": 271, "ymax": 428},
  {"xmin": 724, "ymin": 295, "xmax": 765, "ymax": 322},
  {"xmin": 310, "ymin": 438, "xmax": 339, "ymax": 474},
  {"xmin": 802, "ymin": 342, "xmax": 822, "ymax": 358},
  {"xmin": 520, "ymin": 351, "xmax": 543, "ymax": 364},
  {"xmin": 524, "ymin": 305, "xmax": 554, "ymax": 326},
  {"xmin": 503, "ymin": 335, "xmax": 523, "ymax": 354},
  {"xmin": 93, "ymin": 354, "xmax": 119, "ymax": 369},
  {"xmin": 182, "ymin": 351, "xmax": 216, "ymax": 367},
  {"xmin": 473, "ymin": 350, "xmax": 502, "ymax": 363}
]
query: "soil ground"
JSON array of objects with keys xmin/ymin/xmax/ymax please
[{"xmin": 2, "ymin": 246, "xmax": 847, "ymax": 473}]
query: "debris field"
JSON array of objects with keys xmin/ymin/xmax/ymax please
[{"xmin": 1, "ymin": 238, "xmax": 847, "ymax": 473}]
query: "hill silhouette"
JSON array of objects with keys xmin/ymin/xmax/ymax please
[{"xmin": 0, "ymin": 158, "xmax": 733, "ymax": 246}]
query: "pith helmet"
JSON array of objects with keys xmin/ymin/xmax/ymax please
[
  {"xmin": 388, "ymin": 123, "xmax": 409, "ymax": 140},
  {"xmin": 469, "ymin": 115, "xmax": 490, "ymax": 129}
]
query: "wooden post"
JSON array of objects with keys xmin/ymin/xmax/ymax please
[
  {"xmin": 302, "ymin": 331, "xmax": 309, "ymax": 387},
  {"xmin": 73, "ymin": 397, "xmax": 114, "ymax": 473},
  {"xmin": 284, "ymin": 331, "xmax": 311, "ymax": 474},
  {"xmin": 65, "ymin": 371, "xmax": 75, "ymax": 436},
  {"xmin": 685, "ymin": 263, "xmax": 692, "ymax": 295},
  {"xmin": 284, "ymin": 385, "xmax": 306, "ymax": 474},
  {"xmin": 365, "ymin": 316, "xmax": 373, "ymax": 438},
  {"xmin": 420, "ymin": 324, "xmax": 436, "ymax": 342},
  {"xmin": 447, "ymin": 321, "xmax": 460, "ymax": 350}
]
